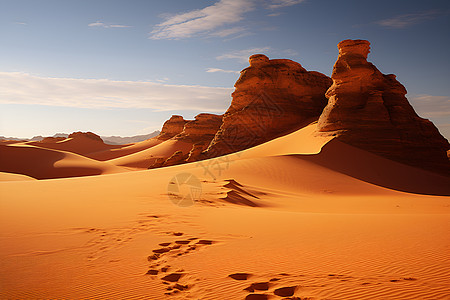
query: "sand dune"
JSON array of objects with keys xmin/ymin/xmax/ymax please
[
  {"xmin": 0, "ymin": 144, "xmax": 128, "ymax": 179},
  {"xmin": 87, "ymin": 138, "xmax": 163, "ymax": 161},
  {"xmin": 108, "ymin": 139, "xmax": 194, "ymax": 169},
  {"xmin": 26, "ymin": 134, "xmax": 121, "ymax": 156},
  {"xmin": 0, "ymin": 123, "xmax": 449, "ymax": 299},
  {"xmin": 0, "ymin": 172, "xmax": 36, "ymax": 181}
]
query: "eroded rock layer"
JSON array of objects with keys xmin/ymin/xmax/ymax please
[
  {"xmin": 205, "ymin": 54, "xmax": 332, "ymax": 157},
  {"xmin": 317, "ymin": 39, "xmax": 450, "ymax": 175},
  {"xmin": 157, "ymin": 115, "xmax": 188, "ymax": 140}
]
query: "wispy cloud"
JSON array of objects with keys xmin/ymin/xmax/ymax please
[
  {"xmin": 150, "ymin": 0, "xmax": 306, "ymax": 39},
  {"xmin": 0, "ymin": 72, "xmax": 232, "ymax": 112},
  {"xmin": 88, "ymin": 21, "xmax": 132, "ymax": 28},
  {"xmin": 206, "ymin": 68, "xmax": 240, "ymax": 74},
  {"xmin": 410, "ymin": 94, "xmax": 450, "ymax": 117},
  {"xmin": 375, "ymin": 10, "xmax": 443, "ymax": 28},
  {"xmin": 266, "ymin": 0, "xmax": 305, "ymax": 9},
  {"xmin": 216, "ymin": 47, "xmax": 272, "ymax": 62},
  {"xmin": 209, "ymin": 26, "xmax": 247, "ymax": 37},
  {"xmin": 14, "ymin": 21, "xmax": 28, "ymax": 25},
  {"xmin": 150, "ymin": 0, "xmax": 255, "ymax": 39}
]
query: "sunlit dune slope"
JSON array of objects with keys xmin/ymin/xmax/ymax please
[
  {"xmin": 0, "ymin": 144, "xmax": 128, "ymax": 179},
  {"xmin": 87, "ymin": 138, "xmax": 163, "ymax": 161},
  {"xmin": 108, "ymin": 139, "xmax": 194, "ymax": 169},
  {"xmin": 0, "ymin": 172, "xmax": 36, "ymax": 181}
]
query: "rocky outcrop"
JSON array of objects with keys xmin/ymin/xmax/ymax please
[
  {"xmin": 204, "ymin": 54, "xmax": 332, "ymax": 157},
  {"xmin": 157, "ymin": 115, "xmax": 188, "ymax": 140},
  {"xmin": 163, "ymin": 150, "xmax": 187, "ymax": 167},
  {"xmin": 186, "ymin": 142, "xmax": 208, "ymax": 162},
  {"xmin": 317, "ymin": 39, "xmax": 450, "ymax": 175},
  {"xmin": 174, "ymin": 113, "xmax": 222, "ymax": 143},
  {"xmin": 68, "ymin": 131, "xmax": 104, "ymax": 143}
]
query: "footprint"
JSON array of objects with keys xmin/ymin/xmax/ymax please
[
  {"xmin": 161, "ymin": 266, "xmax": 170, "ymax": 272},
  {"xmin": 146, "ymin": 269, "xmax": 159, "ymax": 275},
  {"xmin": 159, "ymin": 242, "xmax": 171, "ymax": 247},
  {"xmin": 173, "ymin": 232, "xmax": 184, "ymax": 236},
  {"xmin": 175, "ymin": 240, "xmax": 191, "ymax": 245},
  {"xmin": 161, "ymin": 273, "xmax": 184, "ymax": 282},
  {"xmin": 269, "ymin": 278, "xmax": 280, "ymax": 282},
  {"xmin": 403, "ymin": 277, "xmax": 417, "ymax": 281},
  {"xmin": 228, "ymin": 273, "xmax": 252, "ymax": 280},
  {"xmin": 245, "ymin": 294, "xmax": 268, "ymax": 300},
  {"xmin": 274, "ymin": 286, "xmax": 297, "ymax": 297},
  {"xmin": 196, "ymin": 239, "xmax": 214, "ymax": 245},
  {"xmin": 152, "ymin": 247, "xmax": 171, "ymax": 254},
  {"xmin": 148, "ymin": 254, "xmax": 160, "ymax": 261},
  {"xmin": 173, "ymin": 283, "xmax": 188, "ymax": 291},
  {"xmin": 244, "ymin": 282, "xmax": 270, "ymax": 292}
]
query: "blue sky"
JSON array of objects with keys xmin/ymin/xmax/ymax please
[{"xmin": 1, "ymin": 0, "xmax": 449, "ymax": 138}]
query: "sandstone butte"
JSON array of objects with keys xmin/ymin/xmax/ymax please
[
  {"xmin": 151, "ymin": 113, "xmax": 223, "ymax": 167},
  {"xmin": 203, "ymin": 54, "xmax": 332, "ymax": 157},
  {"xmin": 317, "ymin": 39, "xmax": 450, "ymax": 175},
  {"xmin": 155, "ymin": 115, "xmax": 188, "ymax": 140}
]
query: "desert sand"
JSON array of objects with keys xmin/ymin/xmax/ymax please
[
  {"xmin": 1, "ymin": 39, "xmax": 449, "ymax": 299},
  {"xmin": 1, "ymin": 123, "xmax": 449, "ymax": 299}
]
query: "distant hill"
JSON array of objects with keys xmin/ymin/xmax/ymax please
[
  {"xmin": 30, "ymin": 133, "xmax": 68, "ymax": 141},
  {"xmin": 0, "ymin": 136, "xmax": 28, "ymax": 141},
  {"xmin": 2, "ymin": 131, "xmax": 160, "ymax": 145},
  {"xmin": 101, "ymin": 131, "xmax": 160, "ymax": 145}
]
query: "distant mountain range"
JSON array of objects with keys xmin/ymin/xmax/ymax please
[
  {"xmin": 0, "ymin": 131, "xmax": 160, "ymax": 145},
  {"xmin": 101, "ymin": 131, "xmax": 160, "ymax": 145}
]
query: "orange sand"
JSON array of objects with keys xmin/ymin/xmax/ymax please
[
  {"xmin": 0, "ymin": 144, "xmax": 128, "ymax": 179},
  {"xmin": 0, "ymin": 124, "xmax": 449, "ymax": 299},
  {"xmin": 108, "ymin": 139, "xmax": 194, "ymax": 169}
]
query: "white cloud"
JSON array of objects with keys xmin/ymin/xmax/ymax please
[
  {"xmin": 88, "ymin": 21, "xmax": 131, "ymax": 28},
  {"xmin": 14, "ymin": 22, "xmax": 28, "ymax": 25},
  {"xmin": 375, "ymin": 10, "xmax": 442, "ymax": 28},
  {"xmin": 150, "ymin": 0, "xmax": 255, "ymax": 39},
  {"xmin": 0, "ymin": 72, "xmax": 232, "ymax": 112},
  {"xmin": 149, "ymin": 0, "xmax": 308, "ymax": 39},
  {"xmin": 216, "ymin": 47, "xmax": 272, "ymax": 62},
  {"xmin": 267, "ymin": 12, "xmax": 282, "ymax": 17},
  {"xmin": 267, "ymin": 0, "xmax": 305, "ymax": 9},
  {"xmin": 206, "ymin": 68, "xmax": 240, "ymax": 74},
  {"xmin": 209, "ymin": 26, "xmax": 246, "ymax": 37}
]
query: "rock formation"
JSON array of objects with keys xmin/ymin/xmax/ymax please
[
  {"xmin": 186, "ymin": 142, "xmax": 208, "ymax": 162},
  {"xmin": 174, "ymin": 113, "xmax": 222, "ymax": 143},
  {"xmin": 68, "ymin": 131, "xmax": 104, "ymax": 143},
  {"xmin": 163, "ymin": 150, "xmax": 187, "ymax": 167},
  {"xmin": 204, "ymin": 54, "xmax": 332, "ymax": 157},
  {"xmin": 157, "ymin": 115, "xmax": 188, "ymax": 140},
  {"xmin": 173, "ymin": 113, "xmax": 223, "ymax": 162},
  {"xmin": 148, "ymin": 113, "xmax": 222, "ymax": 167},
  {"xmin": 317, "ymin": 39, "xmax": 450, "ymax": 175}
]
